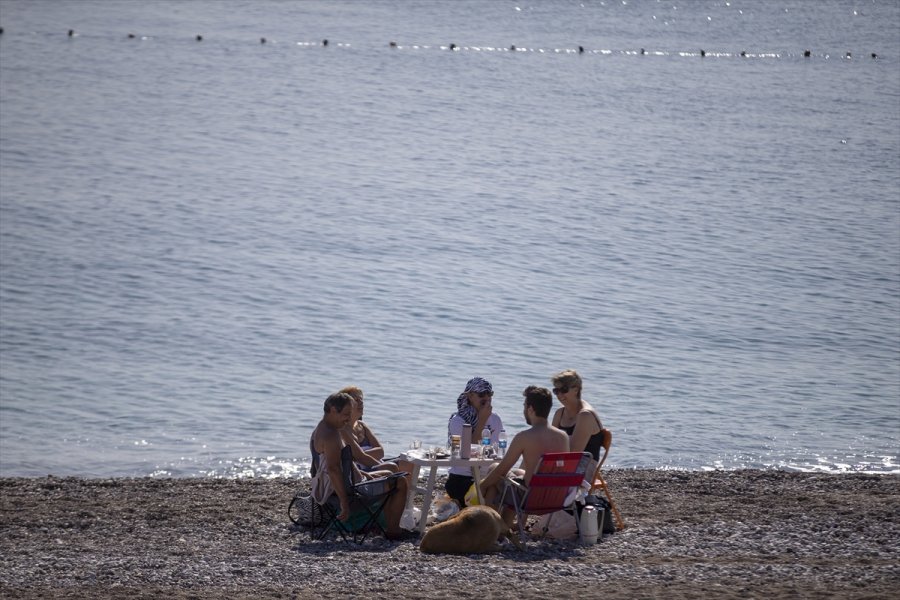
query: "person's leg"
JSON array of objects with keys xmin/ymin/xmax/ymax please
[
  {"xmin": 482, "ymin": 474, "xmax": 503, "ymax": 507},
  {"xmin": 444, "ymin": 474, "xmax": 473, "ymax": 508},
  {"xmin": 384, "ymin": 477, "xmax": 409, "ymax": 535},
  {"xmin": 396, "ymin": 458, "xmax": 415, "ymax": 477}
]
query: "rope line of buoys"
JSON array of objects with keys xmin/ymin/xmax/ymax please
[{"xmin": 0, "ymin": 27, "xmax": 883, "ymax": 60}]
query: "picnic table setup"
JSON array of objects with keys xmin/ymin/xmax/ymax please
[{"xmin": 399, "ymin": 445, "xmax": 497, "ymax": 534}]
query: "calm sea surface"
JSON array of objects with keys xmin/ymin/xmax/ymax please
[{"xmin": 1, "ymin": 0, "xmax": 898, "ymax": 478}]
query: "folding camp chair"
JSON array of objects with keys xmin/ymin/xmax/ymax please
[
  {"xmin": 308, "ymin": 444, "xmax": 405, "ymax": 544},
  {"xmin": 588, "ymin": 428, "xmax": 625, "ymax": 531},
  {"xmin": 499, "ymin": 451, "xmax": 593, "ymax": 541}
]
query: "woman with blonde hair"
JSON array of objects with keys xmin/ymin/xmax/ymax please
[
  {"xmin": 337, "ymin": 386, "xmax": 399, "ymax": 472},
  {"xmin": 549, "ymin": 369, "xmax": 604, "ymax": 461}
]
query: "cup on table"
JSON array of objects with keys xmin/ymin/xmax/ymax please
[{"xmin": 450, "ymin": 435, "xmax": 461, "ymax": 458}]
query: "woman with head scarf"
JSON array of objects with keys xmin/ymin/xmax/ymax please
[{"xmin": 445, "ymin": 376, "xmax": 504, "ymax": 507}]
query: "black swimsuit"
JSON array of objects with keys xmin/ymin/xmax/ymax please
[{"xmin": 559, "ymin": 417, "xmax": 604, "ymax": 461}]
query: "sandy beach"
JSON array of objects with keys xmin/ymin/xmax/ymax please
[{"xmin": 0, "ymin": 470, "xmax": 897, "ymax": 599}]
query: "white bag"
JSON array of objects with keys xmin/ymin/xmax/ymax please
[{"xmin": 534, "ymin": 510, "xmax": 578, "ymax": 540}]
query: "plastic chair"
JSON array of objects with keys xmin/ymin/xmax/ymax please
[
  {"xmin": 500, "ymin": 451, "xmax": 593, "ymax": 541},
  {"xmin": 588, "ymin": 428, "xmax": 625, "ymax": 531}
]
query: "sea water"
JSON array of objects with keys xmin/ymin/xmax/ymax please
[{"xmin": 0, "ymin": 0, "xmax": 898, "ymax": 478}]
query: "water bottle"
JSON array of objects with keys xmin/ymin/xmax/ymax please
[
  {"xmin": 481, "ymin": 427, "xmax": 491, "ymax": 458},
  {"xmin": 498, "ymin": 429, "xmax": 507, "ymax": 458}
]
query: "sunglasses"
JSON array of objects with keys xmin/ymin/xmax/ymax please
[
  {"xmin": 552, "ymin": 386, "xmax": 570, "ymax": 395},
  {"xmin": 475, "ymin": 391, "xmax": 493, "ymax": 398}
]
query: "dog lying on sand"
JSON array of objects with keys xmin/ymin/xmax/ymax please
[{"xmin": 419, "ymin": 505, "xmax": 521, "ymax": 554}]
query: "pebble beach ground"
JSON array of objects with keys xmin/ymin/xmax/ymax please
[{"xmin": 0, "ymin": 470, "xmax": 897, "ymax": 599}]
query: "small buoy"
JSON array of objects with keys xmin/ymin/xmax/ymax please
[
  {"xmin": 804, "ymin": 49, "xmax": 811, "ymax": 57},
  {"xmin": 845, "ymin": 51, "xmax": 852, "ymax": 59},
  {"xmin": 700, "ymin": 49, "xmax": 706, "ymax": 57},
  {"xmin": 322, "ymin": 39, "xmax": 328, "ymax": 46},
  {"xmin": 196, "ymin": 34, "xmax": 202, "ymax": 41},
  {"xmin": 260, "ymin": 37, "xmax": 266, "ymax": 44},
  {"xmin": 578, "ymin": 45, "xmax": 584, "ymax": 54}
]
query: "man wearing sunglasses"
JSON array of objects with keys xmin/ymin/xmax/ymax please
[{"xmin": 445, "ymin": 377, "xmax": 505, "ymax": 507}]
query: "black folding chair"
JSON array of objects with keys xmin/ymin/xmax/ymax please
[
  {"xmin": 317, "ymin": 472, "xmax": 405, "ymax": 543},
  {"xmin": 307, "ymin": 443, "xmax": 404, "ymax": 544}
]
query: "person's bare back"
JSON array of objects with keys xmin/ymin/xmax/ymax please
[
  {"xmin": 479, "ymin": 386, "xmax": 571, "ymax": 506},
  {"xmin": 517, "ymin": 424, "xmax": 570, "ymax": 484}
]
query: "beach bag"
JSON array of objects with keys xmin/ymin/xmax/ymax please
[
  {"xmin": 288, "ymin": 491, "xmax": 325, "ymax": 528},
  {"xmin": 464, "ymin": 482, "xmax": 481, "ymax": 506}
]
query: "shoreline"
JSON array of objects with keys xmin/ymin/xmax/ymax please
[{"xmin": 1, "ymin": 470, "xmax": 897, "ymax": 598}]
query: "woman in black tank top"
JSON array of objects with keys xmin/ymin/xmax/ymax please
[{"xmin": 550, "ymin": 369, "xmax": 604, "ymax": 461}]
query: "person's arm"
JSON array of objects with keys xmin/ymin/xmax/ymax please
[
  {"xmin": 489, "ymin": 415, "xmax": 503, "ymax": 444},
  {"xmin": 359, "ymin": 422, "xmax": 386, "ymax": 460},
  {"xmin": 569, "ymin": 410, "xmax": 601, "ymax": 454},
  {"xmin": 342, "ymin": 428, "xmax": 380, "ymax": 468},
  {"xmin": 480, "ymin": 434, "xmax": 523, "ymax": 494},
  {"xmin": 474, "ymin": 397, "xmax": 493, "ymax": 437},
  {"xmin": 551, "ymin": 407, "xmax": 563, "ymax": 428},
  {"xmin": 323, "ymin": 430, "xmax": 351, "ymax": 521},
  {"xmin": 448, "ymin": 415, "xmax": 463, "ymax": 438}
]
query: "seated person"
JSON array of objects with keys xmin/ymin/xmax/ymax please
[
  {"xmin": 550, "ymin": 369, "xmax": 604, "ymax": 465},
  {"xmin": 339, "ymin": 385, "xmax": 416, "ymax": 478},
  {"xmin": 309, "ymin": 391, "xmax": 411, "ymax": 540},
  {"xmin": 446, "ymin": 377, "xmax": 504, "ymax": 507},
  {"xmin": 479, "ymin": 385, "xmax": 569, "ymax": 528},
  {"xmin": 338, "ymin": 385, "xmax": 399, "ymax": 473}
]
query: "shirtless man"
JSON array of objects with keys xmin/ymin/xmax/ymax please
[
  {"xmin": 479, "ymin": 386, "xmax": 569, "ymax": 525},
  {"xmin": 310, "ymin": 392, "xmax": 411, "ymax": 540}
]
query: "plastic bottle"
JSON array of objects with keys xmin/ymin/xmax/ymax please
[
  {"xmin": 461, "ymin": 424, "xmax": 472, "ymax": 459},
  {"xmin": 481, "ymin": 427, "xmax": 491, "ymax": 458},
  {"xmin": 497, "ymin": 429, "xmax": 507, "ymax": 458}
]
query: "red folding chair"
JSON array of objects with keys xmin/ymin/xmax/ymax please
[{"xmin": 499, "ymin": 451, "xmax": 593, "ymax": 541}]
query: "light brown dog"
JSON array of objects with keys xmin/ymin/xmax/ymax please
[{"xmin": 419, "ymin": 505, "xmax": 521, "ymax": 554}]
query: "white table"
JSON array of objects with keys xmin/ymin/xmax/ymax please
[{"xmin": 400, "ymin": 453, "xmax": 497, "ymax": 534}]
